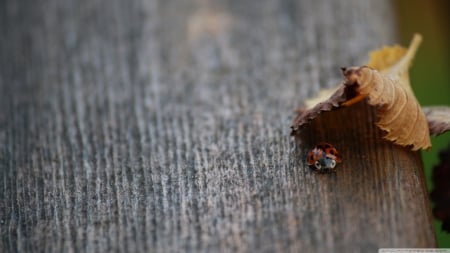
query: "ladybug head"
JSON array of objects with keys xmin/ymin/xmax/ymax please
[{"xmin": 313, "ymin": 156, "xmax": 337, "ymax": 170}]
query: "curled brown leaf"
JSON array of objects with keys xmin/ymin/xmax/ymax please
[
  {"xmin": 342, "ymin": 66, "xmax": 431, "ymax": 150},
  {"xmin": 291, "ymin": 34, "xmax": 432, "ymax": 150}
]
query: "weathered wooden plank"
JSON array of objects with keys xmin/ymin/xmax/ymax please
[{"xmin": 0, "ymin": 0, "xmax": 436, "ymax": 252}]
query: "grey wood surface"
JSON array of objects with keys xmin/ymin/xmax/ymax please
[{"xmin": 0, "ymin": 0, "xmax": 436, "ymax": 252}]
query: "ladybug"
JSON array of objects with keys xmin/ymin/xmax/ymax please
[{"xmin": 307, "ymin": 142, "xmax": 342, "ymax": 172}]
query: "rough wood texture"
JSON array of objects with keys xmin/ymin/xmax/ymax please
[{"xmin": 0, "ymin": 0, "xmax": 436, "ymax": 252}]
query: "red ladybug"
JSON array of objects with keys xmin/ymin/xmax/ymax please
[{"xmin": 307, "ymin": 142, "xmax": 342, "ymax": 172}]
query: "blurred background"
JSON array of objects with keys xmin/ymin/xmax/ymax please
[{"xmin": 395, "ymin": 0, "xmax": 450, "ymax": 247}]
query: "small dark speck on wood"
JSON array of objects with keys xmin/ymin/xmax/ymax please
[{"xmin": 0, "ymin": 0, "xmax": 436, "ymax": 252}]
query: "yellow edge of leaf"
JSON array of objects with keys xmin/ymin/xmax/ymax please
[
  {"xmin": 367, "ymin": 45, "xmax": 407, "ymax": 71},
  {"xmin": 387, "ymin": 33, "xmax": 422, "ymax": 77},
  {"xmin": 366, "ymin": 33, "xmax": 422, "ymax": 75}
]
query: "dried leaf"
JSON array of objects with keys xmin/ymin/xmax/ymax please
[
  {"xmin": 291, "ymin": 85, "xmax": 348, "ymax": 134},
  {"xmin": 291, "ymin": 34, "xmax": 431, "ymax": 150},
  {"xmin": 368, "ymin": 34, "xmax": 422, "ymax": 95},
  {"xmin": 342, "ymin": 66, "xmax": 430, "ymax": 150},
  {"xmin": 423, "ymin": 106, "xmax": 450, "ymax": 136},
  {"xmin": 367, "ymin": 45, "xmax": 407, "ymax": 73}
]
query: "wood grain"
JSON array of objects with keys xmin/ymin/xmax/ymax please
[{"xmin": 0, "ymin": 0, "xmax": 436, "ymax": 252}]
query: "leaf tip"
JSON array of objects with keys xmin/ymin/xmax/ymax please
[{"xmin": 411, "ymin": 33, "xmax": 423, "ymax": 48}]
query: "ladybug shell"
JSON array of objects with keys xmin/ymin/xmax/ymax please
[{"xmin": 307, "ymin": 142, "xmax": 342, "ymax": 170}]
